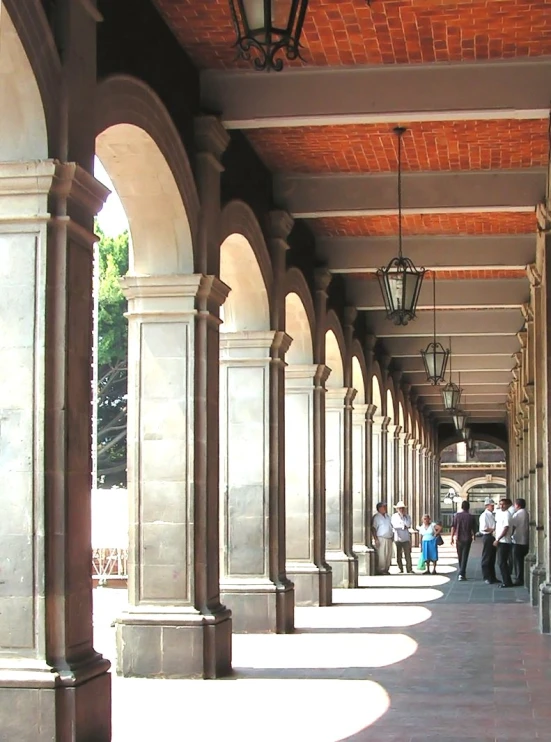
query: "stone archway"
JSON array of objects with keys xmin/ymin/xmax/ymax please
[
  {"xmin": 219, "ymin": 224, "xmax": 294, "ymax": 633},
  {"xmin": 96, "ymin": 79, "xmax": 233, "ymax": 681}
]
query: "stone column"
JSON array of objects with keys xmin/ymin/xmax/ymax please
[
  {"xmin": 412, "ymin": 441, "xmax": 422, "ymax": 527},
  {"xmin": 0, "ymin": 161, "xmax": 112, "ymax": 738},
  {"xmin": 538, "ymin": 209, "xmax": 551, "ymax": 631},
  {"xmin": 285, "ymin": 364, "xmax": 332, "ymax": 605},
  {"xmin": 421, "ymin": 446, "xmax": 430, "ymax": 517},
  {"xmin": 117, "ymin": 275, "xmax": 232, "ymax": 678},
  {"xmin": 379, "ymin": 415, "xmax": 390, "ymax": 503},
  {"xmin": 219, "ymin": 331, "xmax": 294, "ymax": 632},
  {"xmin": 527, "ymin": 265, "xmax": 546, "ymax": 596},
  {"xmin": 398, "ymin": 430, "xmax": 407, "ymax": 503},
  {"xmin": 386, "ymin": 423, "xmax": 399, "ymax": 508},
  {"xmin": 325, "ymin": 387, "xmax": 359, "ymax": 588},
  {"xmin": 371, "ymin": 415, "xmax": 385, "ymax": 512},
  {"xmin": 352, "ymin": 402, "xmax": 369, "ymax": 575}
]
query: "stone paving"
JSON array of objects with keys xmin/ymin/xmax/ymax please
[{"xmin": 93, "ymin": 538, "xmax": 551, "ymax": 741}]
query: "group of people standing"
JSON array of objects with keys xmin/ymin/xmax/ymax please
[
  {"xmin": 371, "ymin": 496, "xmax": 530, "ymax": 585},
  {"xmin": 371, "ymin": 502, "xmax": 443, "ymax": 576},
  {"xmin": 455, "ymin": 496, "xmax": 529, "ymax": 587}
]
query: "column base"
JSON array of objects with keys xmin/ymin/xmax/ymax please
[
  {"xmin": 0, "ymin": 654, "xmax": 111, "ymax": 742},
  {"xmin": 354, "ymin": 545, "xmax": 377, "ymax": 576},
  {"xmin": 326, "ymin": 551, "xmax": 358, "ymax": 588},
  {"xmin": 116, "ymin": 606, "xmax": 232, "ymax": 678},
  {"xmin": 221, "ymin": 581, "xmax": 295, "ymax": 634},
  {"xmin": 530, "ymin": 563, "xmax": 546, "ymax": 607},
  {"xmin": 286, "ymin": 562, "xmax": 332, "ymax": 606},
  {"xmin": 539, "ymin": 582, "xmax": 551, "ymax": 634}
]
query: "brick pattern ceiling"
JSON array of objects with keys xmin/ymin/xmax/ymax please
[
  {"xmin": 351, "ymin": 269, "xmax": 528, "ymax": 280},
  {"xmin": 247, "ymin": 120, "xmax": 549, "ymax": 174},
  {"xmin": 156, "ymin": 0, "xmax": 551, "ymax": 69},
  {"xmin": 309, "ymin": 212, "xmax": 536, "ymax": 237}
]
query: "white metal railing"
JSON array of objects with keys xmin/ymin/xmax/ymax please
[{"xmin": 92, "ymin": 547, "xmax": 128, "ymax": 585}]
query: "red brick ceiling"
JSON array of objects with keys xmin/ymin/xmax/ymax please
[
  {"xmin": 309, "ymin": 212, "xmax": 536, "ymax": 236},
  {"xmin": 247, "ymin": 120, "xmax": 549, "ymax": 174},
  {"xmin": 156, "ymin": 0, "xmax": 551, "ymax": 70}
]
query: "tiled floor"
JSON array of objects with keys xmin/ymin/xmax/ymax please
[{"xmin": 94, "ymin": 538, "xmax": 551, "ymax": 741}]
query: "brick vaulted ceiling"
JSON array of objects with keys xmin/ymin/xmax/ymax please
[{"xmin": 155, "ymin": 0, "xmax": 551, "ymax": 424}]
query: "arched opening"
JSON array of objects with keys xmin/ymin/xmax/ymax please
[
  {"xmin": 96, "ymin": 123, "xmax": 194, "ymax": 275},
  {"xmin": 0, "ymin": 8, "xmax": 47, "ymax": 160}
]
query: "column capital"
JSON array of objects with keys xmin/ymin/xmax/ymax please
[
  {"xmin": 221, "ymin": 329, "xmax": 292, "ymax": 357},
  {"xmin": 352, "ymin": 403, "xmax": 369, "ymax": 422},
  {"xmin": 527, "ymin": 262, "xmax": 542, "ymax": 287},
  {"xmin": 326, "ymin": 386, "xmax": 355, "ymax": 408},
  {"xmin": 373, "ymin": 414, "xmax": 391, "ymax": 432},
  {"xmin": 122, "ymin": 274, "xmax": 230, "ymax": 316},
  {"xmin": 366, "ymin": 403, "xmax": 377, "ymax": 421},
  {"xmin": 343, "ymin": 306, "xmax": 358, "ymax": 328},
  {"xmin": 314, "ymin": 267, "xmax": 332, "ymax": 295},
  {"xmin": 194, "ymin": 115, "xmax": 230, "ymax": 164}
]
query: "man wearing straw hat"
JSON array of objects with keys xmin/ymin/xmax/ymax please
[{"xmin": 391, "ymin": 501, "xmax": 413, "ymax": 574}]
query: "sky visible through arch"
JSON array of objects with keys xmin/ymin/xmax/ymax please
[{"xmin": 94, "ymin": 157, "xmax": 129, "ymax": 236}]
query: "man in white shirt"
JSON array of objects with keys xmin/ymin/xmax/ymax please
[
  {"xmin": 391, "ymin": 501, "xmax": 413, "ymax": 574},
  {"xmin": 479, "ymin": 498, "xmax": 497, "ymax": 584},
  {"xmin": 371, "ymin": 502, "xmax": 394, "ymax": 575},
  {"xmin": 512, "ymin": 497, "xmax": 530, "ymax": 586},
  {"xmin": 494, "ymin": 497, "xmax": 514, "ymax": 588}
]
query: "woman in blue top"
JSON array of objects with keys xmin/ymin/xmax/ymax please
[{"xmin": 418, "ymin": 514, "xmax": 443, "ymax": 575}]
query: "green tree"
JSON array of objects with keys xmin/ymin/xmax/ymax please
[{"xmin": 96, "ymin": 224, "xmax": 129, "ymax": 487}]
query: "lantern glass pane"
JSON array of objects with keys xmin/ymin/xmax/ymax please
[{"xmin": 243, "ymin": 0, "xmax": 267, "ymax": 31}]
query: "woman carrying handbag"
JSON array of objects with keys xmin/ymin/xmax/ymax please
[{"xmin": 418, "ymin": 514, "xmax": 443, "ymax": 575}]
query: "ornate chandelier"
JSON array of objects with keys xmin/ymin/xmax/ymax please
[
  {"xmin": 229, "ymin": 0, "xmax": 309, "ymax": 71},
  {"xmin": 376, "ymin": 127, "xmax": 426, "ymax": 326}
]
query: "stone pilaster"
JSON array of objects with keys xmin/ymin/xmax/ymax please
[
  {"xmin": 537, "ymin": 212, "xmax": 551, "ymax": 631},
  {"xmin": 219, "ymin": 331, "xmax": 294, "ymax": 633},
  {"xmin": 117, "ymin": 274, "xmax": 232, "ymax": 678},
  {"xmin": 386, "ymin": 423, "xmax": 400, "ymax": 509},
  {"xmin": 285, "ymin": 364, "xmax": 332, "ymax": 605},
  {"xmin": 352, "ymin": 403, "xmax": 369, "ymax": 575},
  {"xmin": 325, "ymin": 387, "xmax": 359, "ymax": 588},
  {"xmin": 0, "ymin": 161, "xmax": 111, "ymax": 739}
]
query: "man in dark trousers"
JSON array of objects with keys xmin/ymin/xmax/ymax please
[
  {"xmin": 450, "ymin": 500, "xmax": 477, "ymax": 581},
  {"xmin": 479, "ymin": 497, "xmax": 497, "ymax": 584}
]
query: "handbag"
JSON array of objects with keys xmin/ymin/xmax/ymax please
[{"xmin": 436, "ymin": 534, "xmax": 444, "ymax": 546}]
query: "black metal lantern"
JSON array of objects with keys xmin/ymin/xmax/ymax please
[
  {"xmin": 453, "ymin": 408, "xmax": 468, "ymax": 432},
  {"xmin": 377, "ymin": 127, "xmax": 426, "ymax": 326},
  {"xmin": 441, "ymin": 337, "xmax": 462, "ymax": 410},
  {"xmin": 467, "ymin": 437, "xmax": 476, "ymax": 458},
  {"xmin": 462, "ymin": 425, "xmax": 471, "ymax": 441},
  {"xmin": 420, "ymin": 272, "xmax": 449, "ymax": 384},
  {"xmin": 229, "ymin": 0, "xmax": 309, "ymax": 71}
]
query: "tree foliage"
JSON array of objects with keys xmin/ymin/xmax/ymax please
[{"xmin": 96, "ymin": 225, "xmax": 129, "ymax": 487}]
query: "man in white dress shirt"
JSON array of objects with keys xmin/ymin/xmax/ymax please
[
  {"xmin": 391, "ymin": 501, "xmax": 413, "ymax": 574},
  {"xmin": 494, "ymin": 497, "xmax": 514, "ymax": 588},
  {"xmin": 512, "ymin": 497, "xmax": 529, "ymax": 586},
  {"xmin": 371, "ymin": 502, "xmax": 394, "ymax": 575},
  {"xmin": 479, "ymin": 498, "xmax": 497, "ymax": 584}
]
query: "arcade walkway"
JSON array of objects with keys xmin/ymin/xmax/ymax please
[{"xmin": 94, "ymin": 539, "xmax": 551, "ymax": 742}]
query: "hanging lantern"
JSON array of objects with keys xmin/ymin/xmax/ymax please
[
  {"xmin": 468, "ymin": 438, "xmax": 476, "ymax": 458},
  {"xmin": 462, "ymin": 425, "xmax": 471, "ymax": 441},
  {"xmin": 453, "ymin": 408, "xmax": 467, "ymax": 432},
  {"xmin": 441, "ymin": 336, "xmax": 462, "ymax": 410},
  {"xmin": 420, "ymin": 272, "xmax": 449, "ymax": 384},
  {"xmin": 377, "ymin": 127, "xmax": 426, "ymax": 326},
  {"xmin": 229, "ymin": 0, "xmax": 309, "ymax": 71}
]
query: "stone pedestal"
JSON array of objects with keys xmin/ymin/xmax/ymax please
[
  {"xmin": 539, "ymin": 583, "xmax": 551, "ymax": 634},
  {"xmin": 116, "ymin": 274, "xmax": 232, "ymax": 678},
  {"xmin": 0, "ymin": 161, "xmax": 111, "ymax": 739},
  {"xmin": 325, "ymin": 388, "xmax": 358, "ymax": 588},
  {"xmin": 220, "ymin": 331, "xmax": 294, "ymax": 632},
  {"xmin": 285, "ymin": 365, "xmax": 332, "ymax": 605},
  {"xmin": 530, "ymin": 560, "xmax": 545, "ymax": 607}
]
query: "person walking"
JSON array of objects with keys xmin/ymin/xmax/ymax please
[
  {"xmin": 371, "ymin": 502, "xmax": 394, "ymax": 575},
  {"xmin": 479, "ymin": 497, "xmax": 497, "ymax": 584},
  {"xmin": 512, "ymin": 497, "xmax": 530, "ymax": 586},
  {"xmin": 450, "ymin": 500, "xmax": 477, "ymax": 581},
  {"xmin": 418, "ymin": 514, "xmax": 442, "ymax": 575},
  {"xmin": 391, "ymin": 501, "xmax": 413, "ymax": 574},
  {"xmin": 494, "ymin": 497, "xmax": 514, "ymax": 588}
]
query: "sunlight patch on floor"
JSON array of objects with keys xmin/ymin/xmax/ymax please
[
  {"xmin": 232, "ymin": 632, "xmax": 418, "ymax": 670},
  {"xmin": 295, "ymin": 604, "xmax": 432, "ymax": 630},
  {"xmin": 334, "ymin": 587, "xmax": 445, "ymax": 604},
  {"xmin": 111, "ymin": 677, "xmax": 390, "ymax": 742}
]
